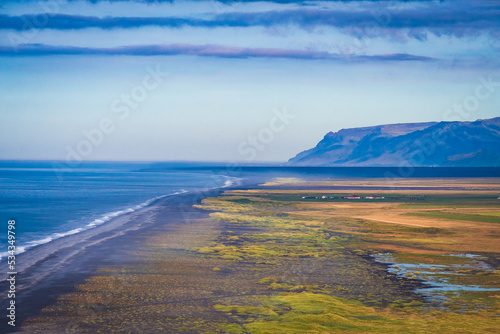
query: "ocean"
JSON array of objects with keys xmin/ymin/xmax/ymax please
[
  {"xmin": 1, "ymin": 161, "xmax": 499, "ymax": 262},
  {"xmin": 0, "ymin": 161, "xmax": 237, "ymax": 261}
]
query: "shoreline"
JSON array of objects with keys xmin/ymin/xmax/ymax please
[
  {"xmin": 4, "ymin": 176, "xmax": 498, "ymax": 332},
  {"xmin": 0, "ymin": 173, "xmax": 242, "ymax": 264},
  {"xmin": 0, "ymin": 186, "xmax": 230, "ymax": 332},
  {"xmin": 0, "ymin": 193, "xmax": 175, "ymax": 263},
  {"xmin": 0, "ymin": 172, "xmax": 245, "ymax": 279},
  {"xmin": 0, "ymin": 193, "xmax": 175, "ymax": 268}
]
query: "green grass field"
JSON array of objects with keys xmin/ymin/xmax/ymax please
[{"xmin": 409, "ymin": 212, "xmax": 500, "ymax": 224}]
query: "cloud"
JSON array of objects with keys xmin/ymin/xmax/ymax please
[
  {"xmin": 0, "ymin": 0, "xmax": 437, "ymax": 3},
  {"xmin": 0, "ymin": 14, "xmax": 204, "ymax": 30},
  {"xmin": 1, "ymin": 1, "xmax": 498, "ymax": 42},
  {"xmin": 0, "ymin": 43, "xmax": 436, "ymax": 62}
]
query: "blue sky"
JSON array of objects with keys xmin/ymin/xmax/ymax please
[{"xmin": 0, "ymin": 0, "xmax": 499, "ymax": 162}]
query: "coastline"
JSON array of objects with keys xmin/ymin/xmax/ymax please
[
  {"xmin": 0, "ymin": 186, "xmax": 229, "ymax": 332},
  {"xmin": 4, "ymin": 176, "xmax": 498, "ymax": 333},
  {"xmin": 0, "ymin": 193, "xmax": 173, "ymax": 262},
  {"xmin": 0, "ymin": 172, "xmax": 241, "ymax": 263}
]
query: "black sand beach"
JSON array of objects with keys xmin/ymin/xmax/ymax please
[{"xmin": 0, "ymin": 188, "xmax": 224, "ymax": 333}]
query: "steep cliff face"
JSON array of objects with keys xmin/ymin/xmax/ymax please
[{"xmin": 288, "ymin": 117, "xmax": 500, "ymax": 166}]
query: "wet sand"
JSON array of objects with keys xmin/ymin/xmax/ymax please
[{"xmin": 0, "ymin": 189, "xmax": 222, "ymax": 333}]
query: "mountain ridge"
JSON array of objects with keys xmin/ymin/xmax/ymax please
[{"xmin": 288, "ymin": 117, "xmax": 500, "ymax": 167}]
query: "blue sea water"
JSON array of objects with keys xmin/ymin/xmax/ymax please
[{"xmin": 0, "ymin": 161, "xmax": 236, "ymax": 261}]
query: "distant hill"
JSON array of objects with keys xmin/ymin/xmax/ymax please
[{"xmin": 288, "ymin": 117, "xmax": 500, "ymax": 166}]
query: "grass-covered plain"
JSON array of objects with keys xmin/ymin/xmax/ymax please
[
  {"xmin": 191, "ymin": 183, "xmax": 499, "ymax": 333},
  {"xmin": 409, "ymin": 211, "xmax": 500, "ymax": 224}
]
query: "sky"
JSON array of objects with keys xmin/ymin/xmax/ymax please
[{"xmin": 0, "ymin": 0, "xmax": 499, "ymax": 163}]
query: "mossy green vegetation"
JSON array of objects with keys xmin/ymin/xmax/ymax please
[
  {"xmin": 194, "ymin": 189, "xmax": 499, "ymax": 333},
  {"xmin": 409, "ymin": 211, "xmax": 500, "ymax": 224},
  {"xmin": 265, "ymin": 192, "xmax": 499, "ymax": 205},
  {"xmin": 216, "ymin": 292, "xmax": 499, "ymax": 334}
]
